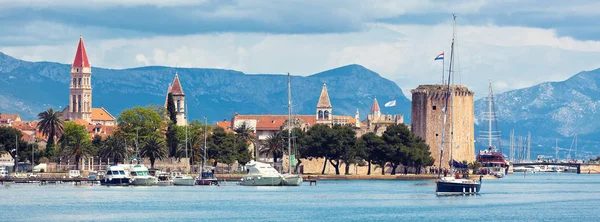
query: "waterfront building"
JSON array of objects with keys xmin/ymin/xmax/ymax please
[
  {"xmin": 165, "ymin": 73, "xmax": 187, "ymax": 126},
  {"xmin": 411, "ymin": 84, "xmax": 475, "ymax": 169},
  {"xmin": 357, "ymin": 98, "xmax": 404, "ymax": 136},
  {"xmin": 0, "ymin": 113, "xmax": 21, "ymax": 127},
  {"xmin": 62, "ymin": 35, "xmax": 116, "ymax": 126}
]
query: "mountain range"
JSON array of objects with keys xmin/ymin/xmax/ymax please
[
  {"xmin": 474, "ymin": 68, "xmax": 600, "ymax": 159},
  {"xmin": 0, "ymin": 52, "xmax": 410, "ymax": 124},
  {"xmin": 1, "ymin": 51, "xmax": 599, "ymax": 158}
]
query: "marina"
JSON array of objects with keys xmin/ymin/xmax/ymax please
[{"xmin": 1, "ymin": 173, "xmax": 599, "ymax": 221}]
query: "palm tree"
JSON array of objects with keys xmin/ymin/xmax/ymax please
[
  {"xmin": 58, "ymin": 122, "xmax": 91, "ymax": 170},
  {"xmin": 260, "ymin": 132, "xmax": 283, "ymax": 165},
  {"xmin": 37, "ymin": 108, "xmax": 65, "ymax": 155},
  {"xmin": 99, "ymin": 135, "xmax": 129, "ymax": 164},
  {"xmin": 235, "ymin": 122, "xmax": 256, "ymax": 159},
  {"xmin": 140, "ymin": 136, "xmax": 167, "ymax": 169}
]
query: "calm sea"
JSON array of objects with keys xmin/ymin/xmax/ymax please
[{"xmin": 1, "ymin": 173, "xmax": 599, "ymax": 221}]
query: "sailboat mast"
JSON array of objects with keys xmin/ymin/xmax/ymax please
[
  {"xmin": 450, "ymin": 14, "xmax": 457, "ymax": 171},
  {"xmin": 185, "ymin": 101, "xmax": 189, "ymax": 174},
  {"xmin": 488, "ymin": 80, "xmax": 493, "ymax": 148},
  {"xmin": 202, "ymin": 117, "xmax": 207, "ymax": 173},
  {"xmin": 438, "ymin": 14, "xmax": 456, "ymax": 179},
  {"xmin": 287, "ymin": 73, "xmax": 292, "ymax": 174}
]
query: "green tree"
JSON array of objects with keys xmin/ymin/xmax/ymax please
[
  {"xmin": 301, "ymin": 124, "xmax": 333, "ymax": 174},
  {"xmin": 140, "ymin": 136, "xmax": 168, "ymax": 169},
  {"xmin": 359, "ymin": 132, "xmax": 385, "ymax": 175},
  {"xmin": 381, "ymin": 124, "xmax": 412, "ymax": 175},
  {"xmin": 234, "ymin": 122, "xmax": 256, "ymax": 160},
  {"xmin": 58, "ymin": 122, "xmax": 92, "ymax": 170},
  {"xmin": 260, "ymin": 132, "xmax": 283, "ymax": 165},
  {"xmin": 0, "ymin": 127, "xmax": 33, "ymax": 172},
  {"xmin": 207, "ymin": 127, "xmax": 236, "ymax": 168},
  {"xmin": 36, "ymin": 108, "xmax": 64, "ymax": 158},
  {"xmin": 332, "ymin": 124, "xmax": 358, "ymax": 175},
  {"xmin": 91, "ymin": 134, "xmax": 103, "ymax": 157},
  {"xmin": 283, "ymin": 127, "xmax": 305, "ymax": 173},
  {"xmin": 99, "ymin": 133, "xmax": 129, "ymax": 164},
  {"xmin": 117, "ymin": 106, "xmax": 165, "ymax": 157},
  {"xmin": 166, "ymin": 93, "xmax": 178, "ymax": 157},
  {"xmin": 409, "ymin": 136, "xmax": 434, "ymax": 174}
]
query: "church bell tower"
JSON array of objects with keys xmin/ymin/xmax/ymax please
[{"xmin": 68, "ymin": 35, "xmax": 92, "ymax": 122}]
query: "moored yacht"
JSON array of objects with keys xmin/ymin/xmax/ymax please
[
  {"xmin": 171, "ymin": 172, "xmax": 195, "ymax": 186},
  {"xmin": 240, "ymin": 161, "xmax": 283, "ymax": 186},
  {"xmin": 100, "ymin": 165, "xmax": 130, "ymax": 186},
  {"xmin": 129, "ymin": 164, "xmax": 157, "ymax": 186},
  {"xmin": 156, "ymin": 172, "xmax": 172, "ymax": 186}
]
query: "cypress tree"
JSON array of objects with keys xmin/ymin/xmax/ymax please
[{"xmin": 166, "ymin": 93, "xmax": 178, "ymax": 157}]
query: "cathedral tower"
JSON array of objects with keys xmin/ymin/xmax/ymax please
[
  {"xmin": 68, "ymin": 35, "xmax": 92, "ymax": 122},
  {"xmin": 370, "ymin": 97, "xmax": 381, "ymax": 119},
  {"xmin": 316, "ymin": 83, "xmax": 333, "ymax": 125},
  {"xmin": 167, "ymin": 73, "xmax": 187, "ymax": 126},
  {"xmin": 411, "ymin": 85, "xmax": 475, "ymax": 169}
]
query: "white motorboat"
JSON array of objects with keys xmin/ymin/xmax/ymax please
[
  {"xmin": 129, "ymin": 164, "xmax": 157, "ymax": 186},
  {"xmin": 282, "ymin": 174, "xmax": 303, "ymax": 186},
  {"xmin": 171, "ymin": 172, "xmax": 195, "ymax": 186},
  {"xmin": 240, "ymin": 161, "xmax": 283, "ymax": 186},
  {"xmin": 100, "ymin": 165, "xmax": 130, "ymax": 186},
  {"xmin": 156, "ymin": 172, "xmax": 172, "ymax": 186}
]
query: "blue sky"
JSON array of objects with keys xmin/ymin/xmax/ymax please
[{"xmin": 1, "ymin": 0, "xmax": 600, "ymax": 98}]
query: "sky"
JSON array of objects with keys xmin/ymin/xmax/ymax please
[{"xmin": 1, "ymin": 0, "xmax": 600, "ymax": 98}]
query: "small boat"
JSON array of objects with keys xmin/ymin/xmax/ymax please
[
  {"xmin": 129, "ymin": 164, "xmax": 157, "ymax": 186},
  {"xmin": 435, "ymin": 15, "xmax": 481, "ymax": 195},
  {"xmin": 0, "ymin": 166, "xmax": 9, "ymax": 178},
  {"xmin": 100, "ymin": 165, "xmax": 130, "ymax": 186},
  {"xmin": 436, "ymin": 176, "xmax": 482, "ymax": 195},
  {"xmin": 280, "ymin": 72, "xmax": 302, "ymax": 186},
  {"xmin": 196, "ymin": 171, "xmax": 218, "ymax": 185},
  {"xmin": 171, "ymin": 172, "xmax": 195, "ymax": 186},
  {"xmin": 240, "ymin": 160, "xmax": 283, "ymax": 186},
  {"xmin": 195, "ymin": 119, "xmax": 218, "ymax": 186},
  {"xmin": 156, "ymin": 172, "xmax": 172, "ymax": 186}
]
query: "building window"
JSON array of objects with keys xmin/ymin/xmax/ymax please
[
  {"xmin": 78, "ymin": 78, "xmax": 82, "ymax": 86},
  {"xmin": 177, "ymin": 100, "xmax": 181, "ymax": 112},
  {"xmin": 318, "ymin": 110, "xmax": 323, "ymax": 120},
  {"xmin": 432, "ymin": 106, "xmax": 437, "ymax": 110},
  {"xmin": 324, "ymin": 110, "xmax": 330, "ymax": 120},
  {"xmin": 73, "ymin": 78, "xmax": 76, "ymax": 86}
]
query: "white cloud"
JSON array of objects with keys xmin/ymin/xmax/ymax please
[{"xmin": 2, "ymin": 22, "xmax": 600, "ymax": 99}]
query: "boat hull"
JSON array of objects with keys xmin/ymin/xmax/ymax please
[
  {"xmin": 131, "ymin": 177, "xmax": 158, "ymax": 186},
  {"xmin": 240, "ymin": 175, "xmax": 282, "ymax": 186},
  {"xmin": 282, "ymin": 174, "xmax": 302, "ymax": 186},
  {"xmin": 157, "ymin": 181, "xmax": 172, "ymax": 186},
  {"xmin": 100, "ymin": 178, "xmax": 130, "ymax": 186},
  {"xmin": 172, "ymin": 178, "xmax": 195, "ymax": 186},
  {"xmin": 436, "ymin": 180, "xmax": 481, "ymax": 195},
  {"xmin": 195, "ymin": 179, "xmax": 218, "ymax": 186}
]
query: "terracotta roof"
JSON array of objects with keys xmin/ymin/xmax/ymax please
[
  {"xmin": 316, "ymin": 83, "xmax": 332, "ymax": 108},
  {"xmin": 333, "ymin": 115, "xmax": 357, "ymax": 125},
  {"xmin": 168, "ymin": 73, "xmax": 184, "ymax": 95},
  {"xmin": 12, "ymin": 121, "xmax": 37, "ymax": 131},
  {"xmin": 72, "ymin": 119, "xmax": 90, "ymax": 126},
  {"xmin": 370, "ymin": 98, "xmax": 380, "ymax": 112},
  {"xmin": 234, "ymin": 115, "xmax": 316, "ymax": 131},
  {"xmin": 0, "ymin": 113, "xmax": 21, "ymax": 122},
  {"xmin": 91, "ymin": 107, "xmax": 115, "ymax": 121},
  {"xmin": 72, "ymin": 35, "xmax": 90, "ymax": 68}
]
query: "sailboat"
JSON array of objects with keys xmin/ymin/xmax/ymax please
[
  {"xmin": 281, "ymin": 72, "xmax": 303, "ymax": 186},
  {"xmin": 435, "ymin": 15, "xmax": 482, "ymax": 195},
  {"xmin": 196, "ymin": 117, "xmax": 218, "ymax": 185},
  {"xmin": 172, "ymin": 101, "xmax": 195, "ymax": 186},
  {"xmin": 476, "ymin": 80, "xmax": 509, "ymax": 178}
]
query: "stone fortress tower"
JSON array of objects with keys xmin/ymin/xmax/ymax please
[
  {"xmin": 166, "ymin": 73, "xmax": 187, "ymax": 126},
  {"xmin": 316, "ymin": 83, "xmax": 333, "ymax": 125},
  {"xmin": 66, "ymin": 35, "xmax": 93, "ymax": 122},
  {"xmin": 411, "ymin": 85, "xmax": 475, "ymax": 169}
]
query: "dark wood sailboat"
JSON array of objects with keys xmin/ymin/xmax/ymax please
[{"xmin": 435, "ymin": 15, "xmax": 482, "ymax": 195}]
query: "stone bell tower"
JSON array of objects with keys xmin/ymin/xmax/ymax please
[
  {"xmin": 316, "ymin": 83, "xmax": 333, "ymax": 125},
  {"xmin": 166, "ymin": 73, "xmax": 187, "ymax": 126},
  {"xmin": 68, "ymin": 35, "xmax": 92, "ymax": 122}
]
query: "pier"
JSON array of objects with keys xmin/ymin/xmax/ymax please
[{"xmin": 512, "ymin": 162, "xmax": 600, "ymax": 174}]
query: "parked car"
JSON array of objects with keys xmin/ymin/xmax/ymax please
[{"xmin": 68, "ymin": 170, "xmax": 81, "ymax": 178}]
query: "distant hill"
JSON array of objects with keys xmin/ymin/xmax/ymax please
[
  {"xmin": 0, "ymin": 52, "xmax": 411, "ymax": 124},
  {"xmin": 474, "ymin": 68, "xmax": 600, "ymax": 159}
]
